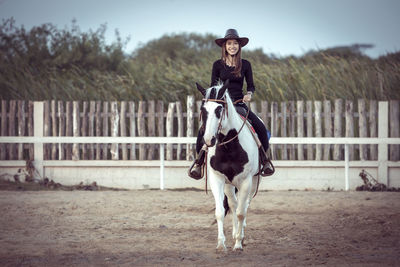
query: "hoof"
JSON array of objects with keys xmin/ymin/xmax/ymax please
[
  {"xmin": 216, "ymin": 245, "xmax": 227, "ymax": 253},
  {"xmin": 233, "ymin": 245, "xmax": 243, "ymax": 251},
  {"xmin": 233, "ymin": 241, "xmax": 243, "ymax": 251}
]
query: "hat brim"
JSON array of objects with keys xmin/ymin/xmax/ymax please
[{"xmin": 215, "ymin": 37, "xmax": 249, "ymax": 47}]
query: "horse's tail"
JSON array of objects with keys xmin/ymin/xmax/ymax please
[{"xmin": 223, "ymin": 194, "xmax": 230, "ymax": 217}]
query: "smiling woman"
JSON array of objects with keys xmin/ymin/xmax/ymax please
[{"xmin": 188, "ymin": 29, "xmax": 274, "ymax": 180}]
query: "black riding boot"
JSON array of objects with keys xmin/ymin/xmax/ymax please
[
  {"xmin": 258, "ymin": 147, "xmax": 275, "ymax": 177},
  {"xmin": 188, "ymin": 147, "xmax": 207, "ymax": 180}
]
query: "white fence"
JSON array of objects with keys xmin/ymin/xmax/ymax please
[{"xmin": 0, "ymin": 102, "xmax": 399, "ymax": 191}]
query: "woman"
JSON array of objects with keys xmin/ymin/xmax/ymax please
[{"xmin": 188, "ymin": 29, "xmax": 274, "ymax": 179}]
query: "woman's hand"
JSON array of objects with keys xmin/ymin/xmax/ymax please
[{"xmin": 243, "ymin": 92, "xmax": 252, "ymax": 103}]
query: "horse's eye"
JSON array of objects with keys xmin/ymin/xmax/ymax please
[
  {"xmin": 215, "ymin": 106, "xmax": 223, "ymax": 119},
  {"xmin": 201, "ymin": 107, "xmax": 208, "ymax": 123}
]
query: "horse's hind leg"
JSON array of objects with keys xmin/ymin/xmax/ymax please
[
  {"xmin": 233, "ymin": 176, "xmax": 253, "ymax": 251},
  {"xmin": 210, "ymin": 175, "xmax": 227, "ymax": 252}
]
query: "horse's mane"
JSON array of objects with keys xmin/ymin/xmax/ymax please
[{"xmin": 204, "ymin": 81, "xmax": 224, "ymax": 100}]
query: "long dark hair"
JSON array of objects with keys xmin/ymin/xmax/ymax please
[{"xmin": 221, "ymin": 41, "xmax": 242, "ymax": 77}]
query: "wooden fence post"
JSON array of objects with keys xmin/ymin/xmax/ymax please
[
  {"xmin": 297, "ymin": 101, "xmax": 304, "ymax": 160},
  {"xmin": 157, "ymin": 100, "xmax": 164, "ymax": 138},
  {"xmin": 306, "ymin": 101, "xmax": 313, "ymax": 160},
  {"xmin": 129, "ymin": 101, "xmax": 137, "ymax": 160},
  {"xmin": 110, "ymin": 101, "xmax": 119, "ymax": 160},
  {"xmin": 288, "ymin": 101, "xmax": 296, "ymax": 160},
  {"xmin": 389, "ymin": 100, "xmax": 399, "ymax": 161},
  {"xmin": 81, "ymin": 101, "xmax": 88, "ymax": 160},
  {"xmin": 156, "ymin": 100, "xmax": 164, "ymax": 160},
  {"xmin": 17, "ymin": 101, "xmax": 26, "ymax": 160},
  {"xmin": 9, "ymin": 100, "xmax": 16, "ymax": 160},
  {"xmin": 1, "ymin": 100, "xmax": 6, "ymax": 160},
  {"xmin": 196, "ymin": 101, "xmax": 202, "ymax": 128},
  {"xmin": 95, "ymin": 101, "xmax": 102, "ymax": 160},
  {"xmin": 28, "ymin": 101, "xmax": 34, "ymax": 160},
  {"xmin": 333, "ymin": 99, "xmax": 343, "ymax": 160},
  {"xmin": 43, "ymin": 101, "xmax": 50, "ymax": 160},
  {"xmin": 314, "ymin": 101, "xmax": 322, "ymax": 160},
  {"xmin": 88, "ymin": 101, "xmax": 96, "ymax": 160},
  {"xmin": 138, "ymin": 101, "xmax": 146, "ymax": 160},
  {"xmin": 186, "ymin": 95, "xmax": 195, "ymax": 161},
  {"xmin": 358, "ymin": 99, "xmax": 368, "ymax": 160},
  {"xmin": 102, "ymin": 102, "xmax": 109, "ymax": 160},
  {"xmin": 166, "ymin": 102, "xmax": 176, "ymax": 160},
  {"xmin": 72, "ymin": 101, "xmax": 80, "ymax": 160},
  {"xmin": 271, "ymin": 102, "xmax": 278, "ymax": 160},
  {"xmin": 147, "ymin": 100, "xmax": 156, "ymax": 160},
  {"xmin": 50, "ymin": 100, "xmax": 57, "ymax": 160},
  {"xmin": 33, "ymin": 102, "xmax": 44, "ymax": 179},
  {"xmin": 57, "ymin": 101, "xmax": 65, "ymax": 160},
  {"xmin": 323, "ymin": 100, "xmax": 332, "ymax": 160},
  {"xmin": 65, "ymin": 102, "xmax": 72, "ymax": 160},
  {"xmin": 176, "ymin": 101, "xmax": 184, "ymax": 160},
  {"xmin": 378, "ymin": 101, "xmax": 388, "ymax": 186},
  {"xmin": 120, "ymin": 101, "xmax": 128, "ymax": 160},
  {"xmin": 369, "ymin": 100, "xmax": 378, "ymax": 160},
  {"xmin": 345, "ymin": 100, "xmax": 354, "ymax": 160},
  {"xmin": 261, "ymin": 101, "xmax": 269, "ymax": 130},
  {"xmin": 280, "ymin": 102, "xmax": 287, "ymax": 160}
]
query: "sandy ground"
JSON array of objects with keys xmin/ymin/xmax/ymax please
[{"xmin": 0, "ymin": 187, "xmax": 399, "ymax": 266}]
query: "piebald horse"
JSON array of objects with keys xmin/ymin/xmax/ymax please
[{"xmin": 197, "ymin": 80, "xmax": 261, "ymax": 251}]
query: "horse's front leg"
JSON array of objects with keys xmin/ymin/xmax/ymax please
[
  {"xmin": 234, "ymin": 176, "xmax": 253, "ymax": 251},
  {"xmin": 224, "ymin": 184, "xmax": 238, "ymax": 240},
  {"xmin": 210, "ymin": 173, "xmax": 227, "ymax": 252}
]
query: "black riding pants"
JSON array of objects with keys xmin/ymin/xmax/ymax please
[{"xmin": 195, "ymin": 102, "xmax": 270, "ymax": 153}]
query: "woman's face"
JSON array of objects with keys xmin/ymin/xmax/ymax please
[{"xmin": 225, "ymin": 39, "xmax": 240, "ymax": 56}]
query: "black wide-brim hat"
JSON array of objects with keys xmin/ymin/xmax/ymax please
[{"xmin": 215, "ymin": 29, "xmax": 249, "ymax": 47}]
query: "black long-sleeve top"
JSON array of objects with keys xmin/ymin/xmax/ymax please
[{"xmin": 210, "ymin": 59, "xmax": 255, "ymax": 102}]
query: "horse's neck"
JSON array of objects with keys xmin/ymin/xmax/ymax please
[{"xmin": 221, "ymin": 102, "xmax": 245, "ymax": 135}]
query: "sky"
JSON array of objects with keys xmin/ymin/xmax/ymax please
[{"xmin": 0, "ymin": 0, "xmax": 399, "ymax": 58}]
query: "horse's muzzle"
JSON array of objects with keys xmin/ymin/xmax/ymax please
[{"xmin": 205, "ymin": 136, "xmax": 216, "ymax": 147}]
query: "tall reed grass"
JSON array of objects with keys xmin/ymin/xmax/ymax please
[{"xmin": 1, "ymin": 21, "xmax": 399, "ymax": 104}]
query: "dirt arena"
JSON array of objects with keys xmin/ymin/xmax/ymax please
[{"xmin": 0, "ymin": 187, "xmax": 399, "ymax": 266}]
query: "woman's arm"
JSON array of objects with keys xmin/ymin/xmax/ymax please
[
  {"xmin": 210, "ymin": 60, "xmax": 220, "ymax": 86},
  {"xmin": 244, "ymin": 60, "xmax": 255, "ymax": 95}
]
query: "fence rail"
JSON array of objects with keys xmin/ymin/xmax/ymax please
[{"xmin": 0, "ymin": 98, "xmax": 399, "ymax": 162}]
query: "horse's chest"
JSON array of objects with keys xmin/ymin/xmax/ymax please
[{"xmin": 210, "ymin": 135, "xmax": 249, "ymax": 182}]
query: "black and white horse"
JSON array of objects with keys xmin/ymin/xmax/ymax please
[{"xmin": 197, "ymin": 80, "xmax": 261, "ymax": 251}]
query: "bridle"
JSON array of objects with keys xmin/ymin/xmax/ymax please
[{"xmin": 201, "ymin": 98, "xmax": 250, "ymax": 147}]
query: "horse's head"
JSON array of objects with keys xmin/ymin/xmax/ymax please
[{"xmin": 196, "ymin": 80, "xmax": 229, "ymax": 147}]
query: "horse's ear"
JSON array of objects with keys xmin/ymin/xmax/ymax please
[
  {"xmin": 217, "ymin": 79, "xmax": 229, "ymax": 99},
  {"xmin": 196, "ymin": 83, "xmax": 206, "ymax": 96}
]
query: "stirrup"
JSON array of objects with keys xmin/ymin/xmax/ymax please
[
  {"xmin": 260, "ymin": 158, "xmax": 275, "ymax": 176},
  {"xmin": 257, "ymin": 147, "xmax": 275, "ymax": 177},
  {"xmin": 188, "ymin": 161, "xmax": 204, "ymax": 180},
  {"xmin": 188, "ymin": 148, "xmax": 207, "ymax": 180}
]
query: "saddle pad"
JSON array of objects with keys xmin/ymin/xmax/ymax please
[{"xmin": 239, "ymin": 115, "xmax": 261, "ymax": 147}]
